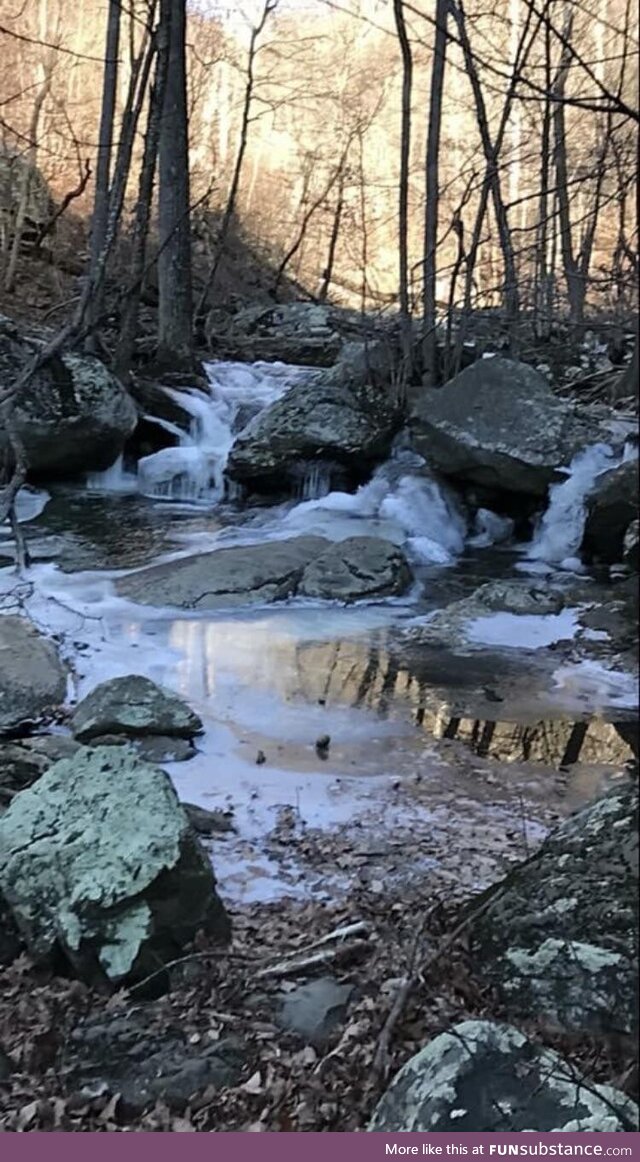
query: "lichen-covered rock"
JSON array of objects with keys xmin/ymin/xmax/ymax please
[
  {"xmin": 468, "ymin": 783, "xmax": 638, "ymax": 1035},
  {"xmin": 0, "ymin": 616, "xmax": 68, "ymax": 735},
  {"xmin": 117, "ymin": 535, "xmax": 329, "ymax": 609},
  {"xmin": 226, "ymin": 376, "xmax": 400, "ymax": 493},
  {"xmin": 298, "ymin": 536, "xmax": 413, "ymax": 602},
  {"xmin": 410, "ymin": 358, "xmax": 597, "ymax": 497},
  {"xmin": 71, "ymin": 675, "xmax": 202, "ymax": 742},
  {"xmin": 582, "ymin": 460, "xmax": 638, "ymax": 565},
  {"xmin": 0, "ymin": 320, "xmax": 137, "ymax": 478},
  {"xmin": 369, "ymin": 1020, "xmax": 638, "ymax": 1132},
  {"xmin": 0, "ymin": 746, "xmax": 229, "ymax": 984}
]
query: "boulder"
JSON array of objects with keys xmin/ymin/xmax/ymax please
[
  {"xmin": 369, "ymin": 1020, "xmax": 638, "ymax": 1132},
  {"xmin": 0, "ymin": 616, "xmax": 67, "ymax": 735},
  {"xmin": 87, "ymin": 734, "xmax": 196, "ymax": 763},
  {"xmin": 0, "ymin": 746, "xmax": 229, "ymax": 984},
  {"xmin": 298, "ymin": 536, "xmax": 413, "ymax": 602},
  {"xmin": 0, "ymin": 319, "xmax": 137, "ymax": 478},
  {"xmin": 117, "ymin": 535, "xmax": 329, "ymax": 610},
  {"xmin": 582, "ymin": 460, "xmax": 638, "ymax": 564},
  {"xmin": 226, "ymin": 376, "xmax": 400, "ymax": 493},
  {"xmin": 219, "ymin": 303, "xmax": 349, "ymax": 367},
  {"xmin": 117, "ymin": 534, "xmax": 412, "ymax": 610},
  {"xmin": 468, "ymin": 783, "xmax": 638, "ymax": 1035},
  {"xmin": 66, "ymin": 1010, "xmax": 244, "ymax": 1113},
  {"xmin": 410, "ymin": 358, "xmax": 596, "ymax": 497},
  {"xmin": 402, "ymin": 579, "xmax": 567, "ymax": 650},
  {"xmin": 70, "ymin": 675, "xmax": 203, "ymax": 742}
]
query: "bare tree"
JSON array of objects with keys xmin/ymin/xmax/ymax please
[
  {"xmin": 421, "ymin": 0, "xmax": 448, "ymax": 387},
  {"xmin": 157, "ymin": 0, "xmax": 194, "ymax": 371},
  {"xmin": 392, "ymin": 0, "xmax": 414, "ymax": 389}
]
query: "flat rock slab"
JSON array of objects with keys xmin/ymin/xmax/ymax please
[
  {"xmin": 0, "ymin": 746, "xmax": 229, "ymax": 984},
  {"xmin": 117, "ymin": 535, "xmax": 329, "ymax": 610},
  {"xmin": 276, "ymin": 976, "xmax": 354, "ymax": 1047},
  {"xmin": 369, "ymin": 1020, "xmax": 638, "ymax": 1132},
  {"xmin": 88, "ymin": 734, "xmax": 196, "ymax": 763},
  {"xmin": 0, "ymin": 616, "xmax": 67, "ymax": 735},
  {"xmin": 71, "ymin": 675, "xmax": 202, "ymax": 741},
  {"xmin": 117, "ymin": 534, "xmax": 413, "ymax": 610},
  {"xmin": 410, "ymin": 358, "xmax": 596, "ymax": 497},
  {"xmin": 66, "ymin": 1010, "xmax": 244, "ymax": 1113},
  {"xmin": 468, "ymin": 783, "xmax": 638, "ymax": 1035}
]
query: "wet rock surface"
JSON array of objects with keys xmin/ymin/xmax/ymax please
[
  {"xmin": 117, "ymin": 534, "xmax": 412, "ymax": 609},
  {"xmin": 65, "ymin": 1010, "xmax": 245, "ymax": 1113},
  {"xmin": 468, "ymin": 782, "xmax": 638, "ymax": 1035},
  {"xmin": 0, "ymin": 317, "xmax": 137, "ymax": 479},
  {"xmin": 369, "ymin": 1020, "xmax": 638, "ymax": 1132},
  {"xmin": 0, "ymin": 616, "xmax": 68, "ymax": 735},
  {"xmin": 410, "ymin": 358, "xmax": 597, "ymax": 497},
  {"xmin": 0, "ymin": 746, "xmax": 229, "ymax": 983},
  {"xmin": 71, "ymin": 675, "xmax": 203, "ymax": 742},
  {"xmin": 583, "ymin": 460, "xmax": 638, "ymax": 565}
]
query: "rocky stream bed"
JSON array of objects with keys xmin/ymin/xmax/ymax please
[{"xmin": 0, "ymin": 311, "xmax": 638, "ymax": 1131}]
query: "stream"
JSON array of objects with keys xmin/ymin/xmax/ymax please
[{"xmin": 1, "ymin": 360, "xmax": 637, "ymax": 905}]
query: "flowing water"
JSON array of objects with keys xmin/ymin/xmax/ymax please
[{"xmin": 2, "ymin": 360, "xmax": 637, "ymax": 902}]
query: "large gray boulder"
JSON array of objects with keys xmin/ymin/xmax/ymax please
[
  {"xmin": 117, "ymin": 534, "xmax": 412, "ymax": 610},
  {"xmin": 0, "ymin": 735, "xmax": 80, "ymax": 805},
  {"xmin": 468, "ymin": 783, "xmax": 638, "ymax": 1035},
  {"xmin": 117, "ymin": 535, "xmax": 329, "ymax": 610},
  {"xmin": 298, "ymin": 536, "xmax": 413, "ymax": 602},
  {"xmin": 226, "ymin": 376, "xmax": 399, "ymax": 492},
  {"xmin": 582, "ymin": 459, "xmax": 638, "ymax": 565},
  {"xmin": 369, "ymin": 1021, "xmax": 637, "ymax": 1132},
  {"xmin": 0, "ymin": 316, "xmax": 137, "ymax": 478},
  {"xmin": 410, "ymin": 358, "xmax": 596, "ymax": 497},
  {"xmin": 0, "ymin": 746, "xmax": 229, "ymax": 984},
  {"xmin": 70, "ymin": 675, "xmax": 202, "ymax": 742},
  {"xmin": 0, "ymin": 616, "xmax": 67, "ymax": 735}
]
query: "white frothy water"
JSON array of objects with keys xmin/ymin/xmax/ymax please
[
  {"xmin": 282, "ymin": 452, "xmax": 468, "ymax": 564},
  {"xmin": 88, "ymin": 360, "xmax": 316, "ymax": 505},
  {"xmin": 527, "ymin": 443, "xmax": 618, "ymax": 570}
]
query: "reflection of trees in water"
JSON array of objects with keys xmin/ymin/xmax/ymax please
[{"xmin": 289, "ymin": 635, "xmax": 631, "ymax": 767}]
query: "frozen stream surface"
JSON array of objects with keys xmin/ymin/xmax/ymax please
[{"xmin": 1, "ymin": 360, "xmax": 637, "ymax": 904}]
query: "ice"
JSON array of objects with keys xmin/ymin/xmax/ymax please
[
  {"xmin": 467, "ymin": 608, "xmax": 582, "ymax": 649},
  {"xmin": 552, "ymin": 659, "xmax": 639, "ymax": 712},
  {"xmin": 527, "ymin": 443, "xmax": 623, "ymax": 567}
]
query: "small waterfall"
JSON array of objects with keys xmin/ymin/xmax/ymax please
[
  {"xmin": 88, "ymin": 361, "xmax": 313, "ymax": 506},
  {"xmin": 527, "ymin": 443, "xmax": 616, "ymax": 569}
]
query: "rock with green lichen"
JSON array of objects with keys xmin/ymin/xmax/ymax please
[
  {"xmin": 70, "ymin": 675, "xmax": 202, "ymax": 742},
  {"xmin": 369, "ymin": 1020, "xmax": 638, "ymax": 1132},
  {"xmin": 468, "ymin": 783, "xmax": 638, "ymax": 1035},
  {"xmin": 0, "ymin": 320, "xmax": 136, "ymax": 478},
  {"xmin": 0, "ymin": 746, "xmax": 229, "ymax": 984}
]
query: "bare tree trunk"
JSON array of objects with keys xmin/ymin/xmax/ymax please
[
  {"xmin": 450, "ymin": 0, "xmax": 520, "ymax": 344},
  {"xmin": 157, "ymin": 0, "xmax": 194, "ymax": 371},
  {"xmin": 318, "ymin": 171, "xmax": 345, "ymax": 302},
  {"xmin": 115, "ymin": 27, "xmax": 168, "ymax": 378},
  {"xmin": 422, "ymin": 0, "xmax": 448, "ymax": 388},
  {"xmin": 85, "ymin": 0, "xmax": 121, "ymax": 344},
  {"xmin": 553, "ymin": 10, "xmax": 584, "ymax": 330},
  {"xmin": 534, "ymin": 20, "xmax": 553, "ymax": 339},
  {"xmin": 196, "ymin": 0, "xmax": 277, "ymax": 316},
  {"xmin": 273, "ymin": 149, "xmax": 348, "ymax": 297},
  {"xmin": 392, "ymin": 0, "xmax": 413, "ymax": 389}
]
